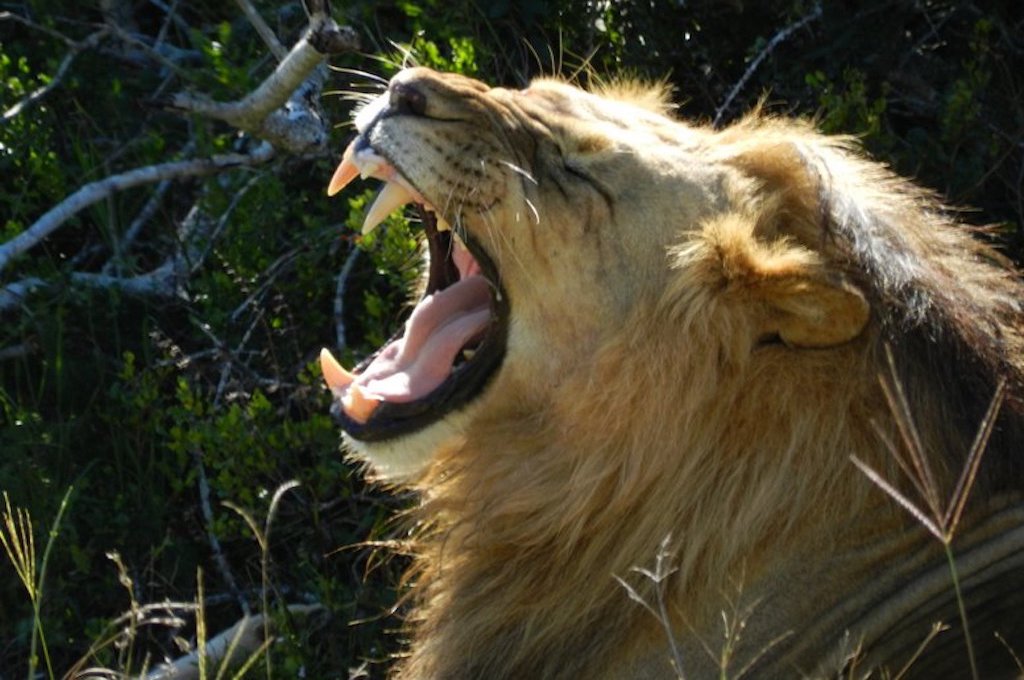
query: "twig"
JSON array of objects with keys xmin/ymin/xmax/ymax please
[
  {"xmin": 713, "ymin": 4, "xmax": 823, "ymax": 126},
  {"xmin": 0, "ymin": 11, "xmax": 78, "ymax": 46},
  {"xmin": 148, "ymin": 0, "xmax": 192, "ymax": 37},
  {"xmin": 228, "ymin": 246, "xmax": 306, "ymax": 323},
  {"xmin": 333, "ymin": 246, "xmax": 360, "ymax": 351},
  {"xmin": 102, "ymin": 178, "xmax": 174, "ymax": 276},
  {"xmin": 1, "ymin": 27, "xmax": 110, "ymax": 124},
  {"xmin": 0, "ymin": 144, "xmax": 274, "ymax": 276},
  {"xmin": 234, "ymin": 0, "xmax": 287, "ymax": 61},
  {"xmin": 194, "ymin": 451, "xmax": 251, "ymax": 617},
  {"xmin": 153, "ymin": 0, "xmax": 182, "ymax": 50},
  {"xmin": 190, "ymin": 173, "xmax": 266, "ymax": 273},
  {"xmin": 144, "ymin": 603, "xmax": 323, "ymax": 680},
  {"xmin": 169, "ymin": 13, "xmax": 359, "ymax": 153},
  {"xmin": 104, "ymin": 22, "xmax": 192, "ymax": 78}
]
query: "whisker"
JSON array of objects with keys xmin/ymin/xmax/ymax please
[
  {"xmin": 383, "ymin": 40, "xmax": 419, "ymax": 70},
  {"xmin": 328, "ymin": 66, "xmax": 390, "ymax": 86},
  {"xmin": 498, "ymin": 160, "xmax": 537, "ymax": 186},
  {"xmin": 324, "ymin": 90, "xmax": 379, "ymax": 104},
  {"xmin": 524, "ymin": 198, "xmax": 541, "ymax": 225}
]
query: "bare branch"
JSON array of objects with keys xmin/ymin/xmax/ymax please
[
  {"xmin": 234, "ymin": 0, "xmax": 287, "ymax": 61},
  {"xmin": 0, "ymin": 144, "xmax": 274, "ymax": 276},
  {"xmin": 169, "ymin": 15, "xmax": 359, "ymax": 153},
  {"xmin": 1, "ymin": 27, "xmax": 110, "ymax": 124},
  {"xmin": 101, "ymin": 178, "xmax": 175, "ymax": 276},
  {"xmin": 333, "ymin": 246, "xmax": 360, "ymax": 351},
  {"xmin": 1, "ymin": 254, "xmax": 183, "ymax": 313},
  {"xmin": 194, "ymin": 450, "xmax": 251, "ymax": 616},
  {"xmin": 0, "ymin": 11, "xmax": 78, "ymax": 46},
  {"xmin": 713, "ymin": 4, "xmax": 822, "ymax": 126},
  {"xmin": 145, "ymin": 604, "xmax": 325, "ymax": 680}
]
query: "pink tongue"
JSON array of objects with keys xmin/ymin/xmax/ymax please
[{"xmin": 354, "ymin": 274, "xmax": 492, "ymax": 402}]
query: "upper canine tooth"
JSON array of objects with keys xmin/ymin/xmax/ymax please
[
  {"xmin": 327, "ymin": 141, "xmax": 359, "ymax": 196},
  {"xmin": 363, "ymin": 181, "xmax": 415, "ymax": 235},
  {"xmin": 436, "ymin": 216, "xmax": 452, "ymax": 232}
]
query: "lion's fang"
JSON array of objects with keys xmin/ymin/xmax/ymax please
[{"xmin": 363, "ymin": 181, "xmax": 415, "ymax": 235}]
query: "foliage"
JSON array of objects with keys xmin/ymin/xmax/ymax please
[{"xmin": 0, "ymin": 0, "xmax": 1021, "ymax": 676}]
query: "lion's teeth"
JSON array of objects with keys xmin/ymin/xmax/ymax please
[
  {"xmin": 319, "ymin": 348, "xmax": 354, "ymax": 391},
  {"xmin": 341, "ymin": 383, "xmax": 381, "ymax": 424},
  {"xmin": 363, "ymin": 181, "xmax": 414, "ymax": 235},
  {"xmin": 327, "ymin": 141, "xmax": 359, "ymax": 196},
  {"xmin": 437, "ymin": 216, "xmax": 452, "ymax": 232}
]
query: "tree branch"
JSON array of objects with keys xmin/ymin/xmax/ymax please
[
  {"xmin": 1, "ymin": 27, "xmax": 110, "ymax": 124},
  {"xmin": 713, "ymin": 4, "xmax": 823, "ymax": 126},
  {"xmin": 0, "ymin": 145, "xmax": 274, "ymax": 276},
  {"xmin": 334, "ymin": 246, "xmax": 360, "ymax": 352},
  {"xmin": 168, "ymin": 14, "xmax": 359, "ymax": 153},
  {"xmin": 234, "ymin": 0, "xmax": 287, "ymax": 61},
  {"xmin": 145, "ymin": 604, "xmax": 325, "ymax": 680}
]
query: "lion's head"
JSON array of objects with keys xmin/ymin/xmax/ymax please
[{"xmin": 323, "ymin": 68, "xmax": 1024, "ymax": 678}]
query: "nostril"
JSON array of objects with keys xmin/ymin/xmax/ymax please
[{"xmin": 390, "ymin": 81, "xmax": 428, "ymax": 117}]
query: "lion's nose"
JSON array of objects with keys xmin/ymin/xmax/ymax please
[{"xmin": 390, "ymin": 81, "xmax": 427, "ymax": 117}]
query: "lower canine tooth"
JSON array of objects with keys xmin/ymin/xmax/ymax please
[
  {"xmin": 342, "ymin": 384, "xmax": 381, "ymax": 423},
  {"xmin": 363, "ymin": 181, "xmax": 414, "ymax": 235},
  {"xmin": 319, "ymin": 348, "xmax": 354, "ymax": 391}
]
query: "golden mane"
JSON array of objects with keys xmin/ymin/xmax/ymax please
[{"xmin": 323, "ymin": 67, "xmax": 1024, "ymax": 679}]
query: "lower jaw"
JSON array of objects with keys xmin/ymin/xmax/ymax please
[{"xmin": 342, "ymin": 403, "xmax": 479, "ymax": 481}]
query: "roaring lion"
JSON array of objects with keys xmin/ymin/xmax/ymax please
[{"xmin": 320, "ymin": 67, "xmax": 1024, "ymax": 678}]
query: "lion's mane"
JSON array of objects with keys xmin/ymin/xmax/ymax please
[{"xmin": 331, "ymin": 69, "xmax": 1024, "ymax": 679}]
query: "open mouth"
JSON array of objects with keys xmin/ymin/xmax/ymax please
[{"xmin": 320, "ymin": 139, "xmax": 508, "ymax": 442}]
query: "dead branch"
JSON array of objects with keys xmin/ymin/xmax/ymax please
[
  {"xmin": 0, "ymin": 168, "xmax": 262, "ymax": 313},
  {"xmin": 334, "ymin": 246, "xmax": 360, "ymax": 352},
  {"xmin": 713, "ymin": 3, "xmax": 823, "ymax": 126},
  {"xmin": 143, "ymin": 604, "xmax": 325, "ymax": 680},
  {"xmin": 168, "ymin": 11, "xmax": 359, "ymax": 154},
  {"xmin": 234, "ymin": 0, "xmax": 287, "ymax": 61},
  {"xmin": 0, "ymin": 144, "xmax": 274, "ymax": 277},
  {"xmin": 1, "ymin": 26, "xmax": 111, "ymax": 124}
]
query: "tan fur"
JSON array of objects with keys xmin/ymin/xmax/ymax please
[{"xmin": 344, "ymin": 68, "xmax": 1024, "ymax": 678}]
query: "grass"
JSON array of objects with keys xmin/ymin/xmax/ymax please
[
  {"xmin": 850, "ymin": 352, "xmax": 1006, "ymax": 680},
  {"xmin": 1, "ymin": 485, "xmax": 73, "ymax": 680},
  {"xmin": 616, "ymin": 538, "xmax": 791, "ymax": 680},
  {"xmin": 1, "ymin": 480, "xmax": 328, "ymax": 679}
]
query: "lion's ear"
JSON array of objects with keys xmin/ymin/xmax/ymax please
[
  {"xmin": 759, "ymin": 273, "xmax": 870, "ymax": 348},
  {"xmin": 701, "ymin": 212, "xmax": 870, "ymax": 349}
]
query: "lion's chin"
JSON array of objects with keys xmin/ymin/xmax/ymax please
[{"xmin": 342, "ymin": 405, "xmax": 475, "ymax": 482}]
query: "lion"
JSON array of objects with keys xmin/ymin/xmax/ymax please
[{"xmin": 320, "ymin": 67, "xmax": 1024, "ymax": 678}]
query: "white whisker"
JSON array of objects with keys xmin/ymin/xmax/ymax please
[
  {"xmin": 499, "ymin": 160, "xmax": 538, "ymax": 186},
  {"xmin": 328, "ymin": 66, "xmax": 390, "ymax": 86},
  {"xmin": 524, "ymin": 198, "xmax": 541, "ymax": 225}
]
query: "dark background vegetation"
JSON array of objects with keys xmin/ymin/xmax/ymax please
[{"xmin": 1, "ymin": 0, "xmax": 1022, "ymax": 676}]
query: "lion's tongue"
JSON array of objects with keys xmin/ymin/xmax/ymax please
[{"xmin": 355, "ymin": 274, "xmax": 491, "ymax": 405}]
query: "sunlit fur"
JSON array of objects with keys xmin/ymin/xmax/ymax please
[{"xmin": 342, "ymin": 68, "xmax": 1024, "ymax": 678}]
